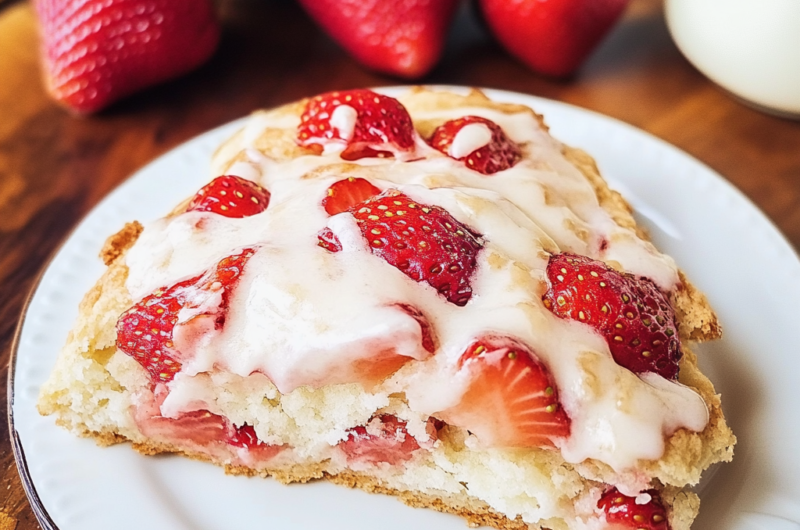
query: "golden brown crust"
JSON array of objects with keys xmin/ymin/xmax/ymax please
[
  {"xmin": 210, "ymin": 100, "xmax": 313, "ymax": 176},
  {"xmin": 84, "ymin": 430, "xmax": 538, "ymax": 530},
  {"xmin": 100, "ymin": 221, "xmax": 143, "ymax": 266},
  {"xmin": 673, "ymin": 271, "xmax": 722, "ymax": 341},
  {"xmin": 327, "ymin": 472, "xmax": 531, "ymax": 530}
]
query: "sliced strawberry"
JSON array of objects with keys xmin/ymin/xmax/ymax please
[
  {"xmin": 228, "ymin": 423, "xmax": 286, "ymax": 461},
  {"xmin": 319, "ymin": 190, "xmax": 483, "ymax": 306},
  {"xmin": 322, "ymin": 177, "xmax": 381, "ymax": 215},
  {"xmin": 297, "ymin": 90, "xmax": 416, "ymax": 160},
  {"xmin": 338, "ymin": 414, "xmax": 421, "ymax": 465},
  {"xmin": 437, "ymin": 336, "xmax": 570, "ymax": 448},
  {"xmin": 34, "ymin": 0, "xmax": 219, "ymax": 113},
  {"xmin": 317, "ymin": 227, "xmax": 343, "ymax": 252},
  {"xmin": 429, "ymin": 116, "xmax": 522, "ymax": 175},
  {"xmin": 116, "ymin": 248, "xmax": 256, "ymax": 383},
  {"xmin": 426, "ymin": 417, "xmax": 446, "ymax": 441},
  {"xmin": 136, "ymin": 409, "xmax": 231, "ymax": 447},
  {"xmin": 187, "ymin": 175, "xmax": 270, "ymax": 218},
  {"xmin": 116, "ymin": 278, "xmax": 195, "ymax": 383},
  {"xmin": 227, "ymin": 424, "xmax": 277, "ymax": 452},
  {"xmin": 598, "ymin": 488, "xmax": 670, "ymax": 530},
  {"xmin": 136, "ymin": 404, "xmax": 284, "ymax": 460},
  {"xmin": 542, "ymin": 253, "xmax": 682, "ymax": 379}
]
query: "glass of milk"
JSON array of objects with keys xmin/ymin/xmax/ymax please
[{"xmin": 665, "ymin": 0, "xmax": 800, "ymax": 118}]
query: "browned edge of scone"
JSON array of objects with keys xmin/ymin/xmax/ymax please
[{"xmin": 117, "ymin": 432, "xmax": 701, "ymax": 530}]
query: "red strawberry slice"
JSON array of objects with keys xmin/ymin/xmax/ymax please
[
  {"xmin": 318, "ymin": 190, "xmax": 483, "ymax": 306},
  {"xmin": 322, "ymin": 177, "xmax": 381, "ymax": 215},
  {"xmin": 34, "ymin": 0, "xmax": 220, "ymax": 113},
  {"xmin": 297, "ymin": 90, "xmax": 416, "ymax": 161},
  {"xmin": 338, "ymin": 414, "xmax": 421, "ymax": 465},
  {"xmin": 227, "ymin": 424, "xmax": 274, "ymax": 450},
  {"xmin": 116, "ymin": 278, "xmax": 195, "ymax": 383},
  {"xmin": 296, "ymin": 0, "xmax": 459, "ymax": 79},
  {"xmin": 187, "ymin": 175, "xmax": 270, "ymax": 218},
  {"xmin": 116, "ymin": 248, "xmax": 256, "ymax": 383},
  {"xmin": 228, "ymin": 423, "xmax": 286, "ymax": 461},
  {"xmin": 317, "ymin": 227, "xmax": 343, "ymax": 253},
  {"xmin": 542, "ymin": 253, "xmax": 682, "ymax": 379},
  {"xmin": 598, "ymin": 488, "xmax": 670, "ymax": 529},
  {"xmin": 429, "ymin": 116, "xmax": 522, "ymax": 175},
  {"xmin": 137, "ymin": 403, "xmax": 284, "ymax": 459},
  {"xmin": 137, "ymin": 408, "xmax": 231, "ymax": 447},
  {"xmin": 437, "ymin": 336, "xmax": 571, "ymax": 448}
]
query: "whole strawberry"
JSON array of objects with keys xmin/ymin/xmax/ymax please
[
  {"xmin": 542, "ymin": 253, "xmax": 682, "ymax": 379},
  {"xmin": 479, "ymin": 0, "xmax": 629, "ymax": 77},
  {"xmin": 296, "ymin": 0, "xmax": 460, "ymax": 78},
  {"xmin": 34, "ymin": 0, "xmax": 220, "ymax": 113}
]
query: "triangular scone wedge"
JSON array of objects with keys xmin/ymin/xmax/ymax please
[{"xmin": 40, "ymin": 88, "xmax": 734, "ymax": 530}]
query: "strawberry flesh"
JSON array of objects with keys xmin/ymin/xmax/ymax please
[
  {"xmin": 228, "ymin": 423, "xmax": 286, "ymax": 461},
  {"xmin": 116, "ymin": 248, "xmax": 256, "ymax": 383},
  {"xmin": 598, "ymin": 488, "xmax": 670, "ymax": 529},
  {"xmin": 116, "ymin": 278, "xmax": 195, "ymax": 383},
  {"xmin": 187, "ymin": 175, "xmax": 270, "ymax": 218},
  {"xmin": 338, "ymin": 414, "xmax": 421, "ymax": 465},
  {"xmin": 136, "ymin": 403, "xmax": 283, "ymax": 459},
  {"xmin": 317, "ymin": 228, "xmax": 343, "ymax": 253},
  {"xmin": 319, "ymin": 190, "xmax": 483, "ymax": 306},
  {"xmin": 297, "ymin": 90, "xmax": 416, "ymax": 160},
  {"xmin": 542, "ymin": 253, "xmax": 682, "ymax": 379},
  {"xmin": 429, "ymin": 116, "xmax": 522, "ymax": 175},
  {"xmin": 34, "ymin": 0, "xmax": 220, "ymax": 113},
  {"xmin": 322, "ymin": 177, "xmax": 381, "ymax": 215},
  {"xmin": 437, "ymin": 336, "xmax": 570, "ymax": 448},
  {"xmin": 228, "ymin": 424, "xmax": 264, "ymax": 448}
]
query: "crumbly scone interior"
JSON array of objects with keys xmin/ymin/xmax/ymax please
[{"xmin": 38, "ymin": 88, "xmax": 734, "ymax": 530}]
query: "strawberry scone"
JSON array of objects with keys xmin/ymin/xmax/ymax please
[{"xmin": 38, "ymin": 88, "xmax": 735, "ymax": 530}]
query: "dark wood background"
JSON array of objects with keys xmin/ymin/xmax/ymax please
[{"xmin": 1, "ymin": 0, "xmax": 798, "ymax": 527}]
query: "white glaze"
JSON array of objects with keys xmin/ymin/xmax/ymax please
[
  {"xmin": 125, "ymin": 91, "xmax": 707, "ymax": 472},
  {"xmin": 448, "ymin": 122, "xmax": 493, "ymax": 158},
  {"xmin": 329, "ymin": 104, "xmax": 358, "ymax": 141}
]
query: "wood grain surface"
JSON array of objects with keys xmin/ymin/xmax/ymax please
[{"xmin": 1, "ymin": 0, "xmax": 799, "ymax": 527}]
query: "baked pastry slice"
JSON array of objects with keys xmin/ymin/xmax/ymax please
[{"xmin": 38, "ymin": 88, "xmax": 735, "ymax": 530}]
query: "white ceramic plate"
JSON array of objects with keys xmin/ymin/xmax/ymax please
[{"xmin": 10, "ymin": 87, "xmax": 800, "ymax": 530}]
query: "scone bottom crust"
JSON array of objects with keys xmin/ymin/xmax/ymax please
[{"xmin": 38, "ymin": 88, "xmax": 734, "ymax": 530}]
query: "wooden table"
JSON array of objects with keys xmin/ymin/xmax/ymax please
[{"xmin": 1, "ymin": 0, "xmax": 798, "ymax": 527}]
